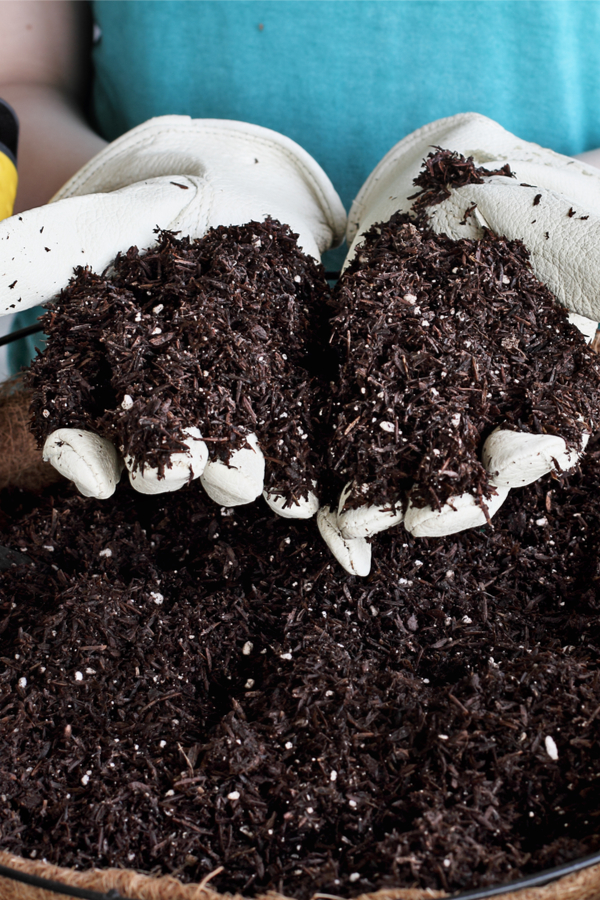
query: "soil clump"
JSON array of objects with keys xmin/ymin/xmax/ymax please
[
  {"xmin": 327, "ymin": 211, "xmax": 600, "ymax": 511},
  {"xmin": 27, "ymin": 221, "xmax": 331, "ymax": 505}
]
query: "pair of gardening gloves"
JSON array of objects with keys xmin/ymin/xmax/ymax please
[{"xmin": 1, "ymin": 112, "xmax": 600, "ymax": 576}]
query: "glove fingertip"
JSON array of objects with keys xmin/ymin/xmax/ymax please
[{"xmin": 317, "ymin": 506, "xmax": 372, "ymax": 576}]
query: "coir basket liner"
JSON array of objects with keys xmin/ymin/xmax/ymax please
[{"xmin": 2, "ymin": 851, "xmax": 600, "ymax": 900}]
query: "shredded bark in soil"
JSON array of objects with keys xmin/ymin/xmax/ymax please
[
  {"xmin": 327, "ymin": 213, "xmax": 600, "ymax": 510},
  {"xmin": 0, "ymin": 452, "xmax": 600, "ymax": 898},
  {"xmin": 27, "ymin": 222, "xmax": 331, "ymax": 505},
  {"xmin": 409, "ymin": 147, "xmax": 514, "ymax": 212}
]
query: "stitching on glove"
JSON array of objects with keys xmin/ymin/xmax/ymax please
[{"xmin": 170, "ymin": 176, "xmax": 213, "ymax": 238}]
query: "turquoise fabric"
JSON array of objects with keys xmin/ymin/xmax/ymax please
[
  {"xmin": 90, "ymin": 0, "xmax": 600, "ymax": 212},
  {"xmin": 9, "ymin": 0, "xmax": 600, "ymax": 373}
]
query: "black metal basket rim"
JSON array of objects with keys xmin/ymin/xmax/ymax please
[{"xmin": 0, "ymin": 321, "xmax": 45, "ymax": 348}]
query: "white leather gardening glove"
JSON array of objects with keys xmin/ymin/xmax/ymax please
[
  {"xmin": 0, "ymin": 116, "xmax": 346, "ymax": 510},
  {"xmin": 319, "ymin": 112, "xmax": 600, "ymax": 575}
]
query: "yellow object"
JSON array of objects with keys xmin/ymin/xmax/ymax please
[
  {"xmin": 0, "ymin": 147, "xmax": 17, "ymax": 221},
  {"xmin": 0, "ymin": 98, "xmax": 18, "ymax": 221}
]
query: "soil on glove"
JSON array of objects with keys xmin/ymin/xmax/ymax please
[
  {"xmin": 409, "ymin": 146, "xmax": 514, "ymax": 212},
  {"xmin": 327, "ymin": 212, "xmax": 600, "ymax": 511},
  {"xmin": 27, "ymin": 222, "xmax": 331, "ymax": 506},
  {"xmin": 1, "ymin": 452, "xmax": 600, "ymax": 898}
]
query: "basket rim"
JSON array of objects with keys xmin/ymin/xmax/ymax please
[{"xmin": 2, "ymin": 848, "xmax": 600, "ymax": 900}]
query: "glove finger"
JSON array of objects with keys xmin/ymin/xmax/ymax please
[
  {"xmin": 316, "ymin": 506, "xmax": 372, "ymax": 577},
  {"xmin": 482, "ymin": 427, "xmax": 588, "ymax": 489},
  {"xmin": 335, "ymin": 481, "xmax": 404, "ymax": 538},
  {"xmin": 200, "ymin": 432, "xmax": 265, "ymax": 507},
  {"xmin": 404, "ymin": 485, "xmax": 509, "ymax": 538},
  {"xmin": 43, "ymin": 428, "xmax": 123, "ymax": 499},
  {"xmin": 0, "ymin": 177, "xmax": 201, "ymax": 315},
  {"xmin": 125, "ymin": 427, "xmax": 208, "ymax": 495},
  {"xmin": 263, "ymin": 485, "xmax": 320, "ymax": 520}
]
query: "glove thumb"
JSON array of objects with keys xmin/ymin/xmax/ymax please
[
  {"xmin": 0, "ymin": 175, "xmax": 208, "ymax": 314},
  {"xmin": 429, "ymin": 178, "xmax": 600, "ymax": 321}
]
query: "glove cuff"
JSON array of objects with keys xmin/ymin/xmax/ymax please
[{"xmin": 52, "ymin": 116, "xmax": 347, "ymax": 254}]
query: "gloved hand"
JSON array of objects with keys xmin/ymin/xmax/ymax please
[
  {"xmin": 318, "ymin": 112, "xmax": 600, "ymax": 576},
  {"xmin": 0, "ymin": 116, "xmax": 346, "ymax": 514}
]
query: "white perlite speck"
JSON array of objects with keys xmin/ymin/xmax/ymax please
[
  {"xmin": 545, "ymin": 735, "xmax": 559, "ymax": 760},
  {"xmin": 242, "ymin": 641, "xmax": 253, "ymax": 655},
  {"xmin": 150, "ymin": 592, "xmax": 164, "ymax": 605},
  {"xmin": 227, "ymin": 791, "xmax": 240, "ymax": 800}
]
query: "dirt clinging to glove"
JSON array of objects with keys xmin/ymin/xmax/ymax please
[
  {"xmin": 409, "ymin": 146, "xmax": 515, "ymax": 212},
  {"xmin": 327, "ymin": 212, "xmax": 600, "ymax": 510},
  {"xmin": 27, "ymin": 221, "xmax": 331, "ymax": 505},
  {"xmin": 1, "ymin": 456, "xmax": 600, "ymax": 897}
]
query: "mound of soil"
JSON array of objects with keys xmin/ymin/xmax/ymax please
[
  {"xmin": 13, "ymin": 149, "xmax": 600, "ymax": 897},
  {"xmin": 0, "ymin": 449, "xmax": 599, "ymax": 897}
]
